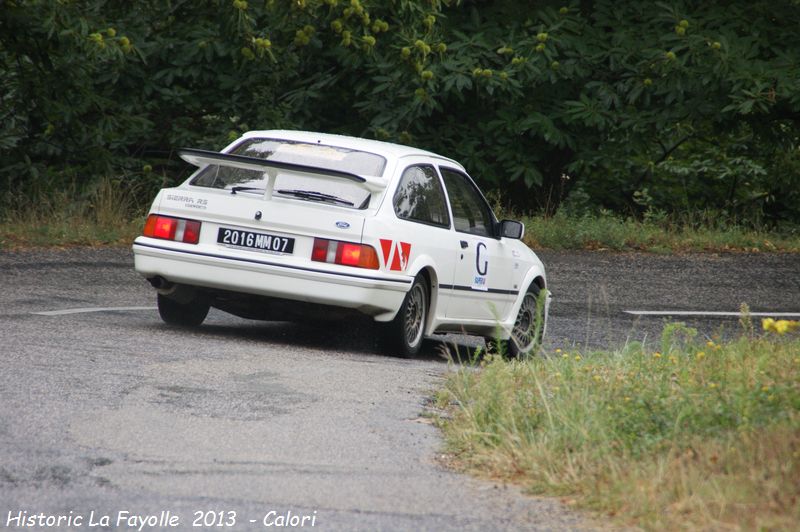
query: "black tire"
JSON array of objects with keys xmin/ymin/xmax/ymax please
[
  {"xmin": 506, "ymin": 284, "xmax": 544, "ymax": 359},
  {"xmin": 383, "ymin": 275, "xmax": 429, "ymax": 358},
  {"xmin": 157, "ymin": 293, "xmax": 210, "ymax": 327}
]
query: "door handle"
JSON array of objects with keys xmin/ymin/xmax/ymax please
[{"xmin": 460, "ymin": 240, "xmax": 469, "ymax": 249}]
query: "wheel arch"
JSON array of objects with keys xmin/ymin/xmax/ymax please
[
  {"xmin": 503, "ymin": 265, "xmax": 549, "ymax": 330},
  {"xmin": 404, "ymin": 252, "xmax": 440, "ymax": 334},
  {"xmin": 413, "ymin": 265, "xmax": 439, "ymax": 335}
]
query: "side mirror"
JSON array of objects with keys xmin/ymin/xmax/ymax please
[{"xmin": 499, "ymin": 219, "xmax": 524, "ymax": 240}]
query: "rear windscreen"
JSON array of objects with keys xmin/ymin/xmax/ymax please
[{"xmin": 189, "ymin": 138, "xmax": 386, "ymax": 208}]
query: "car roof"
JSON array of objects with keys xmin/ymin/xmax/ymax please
[{"xmin": 240, "ymin": 130, "xmax": 462, "ymax": 169}]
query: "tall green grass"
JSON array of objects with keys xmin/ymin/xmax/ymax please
[
  {"xmin": 0, "ymin": 177, "xmax": 145, "ymax": 249},
  {"xmin": 437, "ymin": 320, "xmax": 800, "ymax": 530},
  {"xmin": 522, "ymin": 211, "xmax": 800, "ymax": 253}
]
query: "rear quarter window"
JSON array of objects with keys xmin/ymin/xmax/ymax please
[{"xmin": 393, "ymin": 165, "xmax": 450, "ymax": 227}]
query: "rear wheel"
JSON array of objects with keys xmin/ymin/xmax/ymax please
[
  {"xmin": 157, "ymin": 293, "xmax": 209, "ymax": 327},
  {"xmin": 383, "ymin": 275, "xmax": 429, "ymax": 358},
  {"xmin": 507, "ymin": 285, "xmax": 543, "ymax": 358}
]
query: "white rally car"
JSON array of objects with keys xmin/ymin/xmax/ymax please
[{"xmin": 133, "ymin": 130, "xmax": 549, "ymax": 357}]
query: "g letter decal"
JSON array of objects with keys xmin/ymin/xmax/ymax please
[{"xmin": 476, "ymin": 242, "xmax": 488, "ymax": 276}]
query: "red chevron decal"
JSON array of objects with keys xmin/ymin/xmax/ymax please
[
  {"xmin": 379, "ymin": 239, "xmax": 393, "ymax": 266},
  {"xmin": 379, "ymin": 239, "xmax": 411, "ymax": 271}
]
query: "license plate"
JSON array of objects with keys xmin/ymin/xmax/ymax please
[{"xmin": 217, "ymin": 227, "xmax": 295, "ymax": 255}]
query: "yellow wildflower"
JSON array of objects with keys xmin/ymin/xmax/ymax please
[
  {"xmin": 761, "ymin": 318, "xmax": 800, "ymax": 336},
  {"xmin": 574, "ymin": 355, "xmax": 581, "ymax": 361},
  {"xmin": 771, "ymin": 320, "xmax": 800, "ymax": 335},
  {"xmin": 696, "ymin": 351, "xmax": 705, "ymax": 360},
  {"xmin": 653, "ymin": 352, "xmax": 662, "ymax": 359}
]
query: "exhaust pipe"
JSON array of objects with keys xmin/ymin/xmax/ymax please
[
  {"xmin": 147, "ymin": 277, "xmax": 197, "ymax": 304},
  {"xmin": 148, "ymin": 276, "xmax": 173, "ymax": 290}
]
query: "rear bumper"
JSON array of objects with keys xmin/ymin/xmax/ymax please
[{"xmin": 133, "ymin": 238, "xmax": 411, "ymax": 319}]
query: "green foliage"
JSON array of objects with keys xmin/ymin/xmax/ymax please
[{"xmin": 2, "ymin": 1, "xmax": 799, "ymax": 225}]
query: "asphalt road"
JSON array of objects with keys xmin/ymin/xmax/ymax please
[{"xmin": 1, "ymin": 248, "xmax": 798, "ymax": 531}]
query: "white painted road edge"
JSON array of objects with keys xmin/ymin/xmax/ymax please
[
  {"xmin": 625, "ymin": 310, "xmax": 800, "ymax": 318},
  {"xmin": 32, "ymin": 307, "xmax": 800, "ymax": 318},
  {"xmin": 33, "ymin": 306, "xmax": 157, "ymax": 316}
]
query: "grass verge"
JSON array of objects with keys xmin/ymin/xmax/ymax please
[
  {"xmin": 0, "ymin": 177, "xmax": 145, "ymax": 250},
  {"xmin": 436, "ymin": 319, "xmax": 800, "ymax": 530},
  {"xmin": 522, "ymin": 211, "xmax": 800, "ymax": 253},
  {"xmin": 0, "ymin": 218, "xmax": 143, "ymax": 249},
  {"xmin": 2, "ymin": 183, "xmax": 800, "ymax": 253}
]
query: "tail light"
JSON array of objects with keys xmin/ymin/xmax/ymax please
[
  {"xmin": 143, "ymin": 214, "xmax": 201, "ymax": 244},
  {"xmin": 311, "ymin": 238, "xmax": 380, "ymax": 269}
]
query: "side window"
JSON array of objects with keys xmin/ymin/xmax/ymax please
[
  {"xmin": 393, "ymin": 165, "xmax": 450, "ymax": 227},
  {"xmin": 440, "ymin": 168, "xmax": 495, "ymax": 237}
]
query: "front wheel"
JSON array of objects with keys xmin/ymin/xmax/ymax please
[
  {"xmin": 507, "ymin": 285, "xmax": 544, "ymax": 358},
  {"xmin": 383, "ymin": 275, "xmax": 429, "ymax": 358},
  {"xmin": 157, "ymin": 293, "xmax": 209, "ymax": 327}
]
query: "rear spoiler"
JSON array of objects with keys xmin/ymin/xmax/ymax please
[{"xmin": 178, "ymin": 148, "xmax": 388, "ymax": 192}]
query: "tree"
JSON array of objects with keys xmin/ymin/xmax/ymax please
[{"xmin": 2, "ymin": 0, "xmax": 799, "ymax": 223}]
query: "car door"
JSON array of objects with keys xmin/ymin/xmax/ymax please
[{"xmin": 439, "ymin": 167, "xmax": 517, "ymax": 321}]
